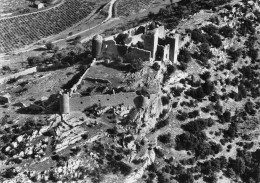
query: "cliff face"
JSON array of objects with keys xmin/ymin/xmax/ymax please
[
  {"xmin": 123, "ymin": 93, "xmax": 163, "ymax": 183},
  {"xmin": 130, "ymin": 93, "xmax": 163, "ymax": 134}
]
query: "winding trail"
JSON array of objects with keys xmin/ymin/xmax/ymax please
[{"xmin": 52, "ymin": 0, "xmax": 117, "ymax": 44}]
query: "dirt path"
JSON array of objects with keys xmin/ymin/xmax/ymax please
[{"xmin": 52, "ymin": 0, "xmax": 118, "ymax": 44}]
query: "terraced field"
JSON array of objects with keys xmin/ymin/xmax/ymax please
[
  {"xmin": 0, "ymin": 0, "xmax": 28, "ymax": 13},
  {"xmin": 116, "ymin": 0, "xmax": 153, "ymax": 16},
  {"xmin": 0, "ymin": 0, "xmax": 100, "ymax": 53}
]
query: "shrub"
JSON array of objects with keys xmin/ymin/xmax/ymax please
[
  {"xmin": 27, "ymin": 56, "xmax": 44, "ymax": 66},
  {"xmin": 202, "ymin": 24, "xmax": 219, "ymax": 35},
  {"xmin": 131, "ymin": 58, "xmax": 144, "ymax": 72},
  {"xmin": 227, "ymin": 48, "xmax": 242, "ymax": 62},
  {"xmin": 2, "ymin": 65, "xmax": 11, "ymax": 71},
  {"xmin": 178, "ymin": 48, "xmax": 192, "ymax": 63},
  {"xmin": 188, "ymin": 110, "xmax": 200, "ymax": 118},
  {"xmin": 248, "ymin": 49, "xmax": 258, "ymax": 60},
  {"xmin": 245, "ymin": 101, "xmax": 256, "ymax": 115},
  {"xmin": 155, "ymin": 118, "xmax": 169, "ymax": 130},
  {"xmin": 115, "ymin": 33, "xmax": 129, "ymax": 45},
  {"xmin": 224, "ymin": 122, "xmax": 237, "ymax": 139},
  {"xmin": 158, "ymin": 133, "xmax": 171, "ymax": 144},
  {"xmin": 176, "ymin": 111, "xmax": 188, "ymax": 121},
  {"xmin": 167, "ymin": 64, "xmax": 177, "ymax": 74},
  {"xmin": 3, "ymin": 168, "xmax": 17, "ymax": 178},
  {"xmin": 185, "ymin": 87, "xmax": 205, "ymax": 99},
  {"xmin": 198, "ymin": 43, "xmax": 213, "ymax": 59},
  {"xmin": 175, "ymin": 131, "xmax": 207, "ymax": 152},
  {"xmin": 161, "ymin": 96, "xmax": 170, "ymax": 106},
  {"xmin": 201, "ymin": 80, "xmax": 215, "ymax": 95},
  {"xmin": 181, "ymin": 118, "xmax": 215, "ymax": 134},
  {"xmin": 46, "ymin": 42, "xmax": 54, "ymax": 50},
  {"xmin": 200, "ymin": 71, "xmax": 211, "ymax": 81},
  {"xmin": 178, "ymin": 62, "xmax": 188, "ymax": 71},
  {"xmin": 152, "ymin": 62, "xmax": 160, "ymax": 71},
  {"xmin": 219, "ymin": 26, "xmax": 234, "ymax": 38},
  {"xmin": 210, "ymin": 34, "xmax": 222, "ymax": 48},
  {"xmin": 191, "ymin": 29, "xmax": 208, "ymax": 43}
]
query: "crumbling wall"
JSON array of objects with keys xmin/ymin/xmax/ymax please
[
  {"xmin": 69, "ymin": 92, "xmax": 137, "ymax": 112},
  {"xmin": 165, "ymin": 34, "xmax": 180, "ymax": 63},
  {"xmin": 0, "ymin": 67, "xmax": 37, "ymax": 85},
  {"xmin": 127, "ymin": 47, "xmax": 151, "ymax": 61},
  {"xmin": 163, "ymin": 44, "xmax": 170, "ymax": 61},
  {"xmin": 174, "ymin": 34, "xmax": 180, "ymax": 64},
  {"xmin": 165, "ymin": 36, "xmax": 175, "ymax": 63},
  {"xmin": 101, "ymin": 40, "xmax": 120, "ymax": 59}
]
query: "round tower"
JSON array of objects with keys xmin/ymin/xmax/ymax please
[
  {"xmin": 60, "ymin": 93, "xmax": 70, "ymax": 114},
  {"xmin": 92, "ymin": 35, "xmax": 103, "ymax": 59}
]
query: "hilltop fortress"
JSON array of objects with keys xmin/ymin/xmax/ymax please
[
  {"xmin": 93, "ymin": 21, "xmax": 184, "ymax": 63},
  {"xmin": 60, "ymin": 22, "xmax": 190, "ymax": 114}
]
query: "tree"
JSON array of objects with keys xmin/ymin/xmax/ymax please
[
  {"xmin": 148, "ymin": 12, "xmax": 155, "ymax": 20},
  {"xmin": 255, "ymin": 164, "xmax": 260, "ymax": 183},
  {"xmin": 191, "ymin": 29, "xmax": 209, "ymax": 43},
  {"xmin": 115, "ymin": 33, "xmax": 129, "ymax": 45},
  {"xmin": 167, "ymin": 64, "xmax": 177, "ymax": 74},
  {"xmin": 219, "ymin": 26, "xmax": 234, "ymax": 38},
  {"xmin": 248, "ymin": 49, "xmax": 258, "ymax": 60},
  {"xmin": 202, "ymin": 24, "xmax": 218, "ymax": 35},
  {"xmin": 158, "ymin": 133, "xmax": 171, "ymax": 144},
  {"xmin": 210, "ymin": 34, "xmax": 222, "ymax": 48},
  {"xmin": 45, "ymin": 42, "xmax": 54, "ymax": 50},
  {"xmin": 152, "ymin": 62, "xmax": 160, "ymax": 71},
  {"xmin": 178, "ymin": 48, "xmax": 192, "ymax": 63},
  {"xmin": 177, "ymin": 172, "xmax": 194, "ymax": 183},
  {"xmin": 131, "ymin": 58, "xmax": 144, "ymax": 72},
  {"xmin": 227, "ymin": 168, "xmax": 236, "ymax": 179},
  {"xmin": 53, "ymin": 46, "xmax": 59, "ymax": 53},
  {"xmin": 234, "ymin": 157, "xmax": 245, "ymax": 176},
  {"xmin": 27, "ymin": 56, "xmax": 44, "ymax": 66}
]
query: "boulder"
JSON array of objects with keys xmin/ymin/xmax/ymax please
[
  {"xmin": 13, "ymin": 102, "xmax": 26, "ymax": 108},
  {"xmin": 0, "ymin": 93, "xmax": 11, "ymax": 104}
]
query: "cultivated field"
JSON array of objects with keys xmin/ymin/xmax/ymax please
[{"xmin": 0, "ymin": 0, "xmax": 102, "ymax": 53}]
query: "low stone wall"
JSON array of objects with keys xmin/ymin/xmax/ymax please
[
  {"xmin": 0, "ymin": 67, "xmax": 37, "ymax": 85},
  {"xmin": 69, "ymin": 60, "xmax": 95, "ymax": 95}
]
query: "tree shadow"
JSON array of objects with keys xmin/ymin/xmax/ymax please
[{"xmin": 34, "ymin": 47, "xmax": 47, "ymax": 51}]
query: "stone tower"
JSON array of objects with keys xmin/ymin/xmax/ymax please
[
  {"xmin": 165, "ymin": 34, "xmax": 180, "ymax": 64},
  {"xmin": 92, "ymin": 35, "xmax": 103, "ymax": 59},
  {"xmin": 143, "ymin": 28, "xmax": 159, "ymax": 60},
  {"xmin": 60, "ymin": 93, "xmax": 70, "ymax": 114}
]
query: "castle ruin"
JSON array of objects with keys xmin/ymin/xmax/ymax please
[{"xmin": 59, "ymin": 22, "xmax": 187, "ymax": 114}]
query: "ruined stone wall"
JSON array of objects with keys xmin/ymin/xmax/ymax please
[
  {"xmin": 127, "ymin": 47, "xmax": 151, "ymax": 61},
  {"xmin": 157, "ymin": 26, "xmax": 166, "ymax": 39},
  {"xmin": 165, "ymin": 34, "xmax": 180, "ymax": 64},
  {"xmin": 69, "ymin": 92, "xmax": 137, "ymax": 112},
  {"xmin": 0, "ymin": 67, "xmax": 37, "ymax": 85},
  {"xmin": 101, "ymin": 40, "xmax": 120, "ymax": 59},
  {"xmin": 163, "ymin": 44, "xmax": 170, "ymax": 61},
  {"xmin": 165, "ymin": 36, "xmax": 175, "ymax": 63},
  {"xmin": 173, "ymin": 34, "xmax": 180, "ymax": 64}
]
